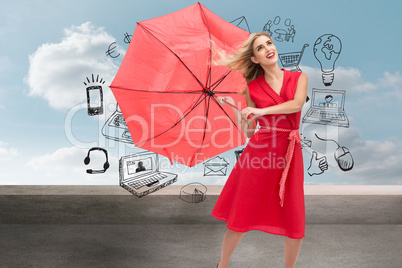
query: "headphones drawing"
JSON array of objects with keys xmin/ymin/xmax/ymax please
[{"xmin": 84, "ymin": 147, "xmax": 110, "ymax": 174}]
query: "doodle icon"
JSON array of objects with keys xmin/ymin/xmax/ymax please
[
  {"xmin": 119, "ymin": 152, "xmax": 178, "ymax": 198},
  {"xmin": 315, "ymin": 133, "xmax": 354, "ymax": 171},
  {"xmin": 123, "ymin": 32, "xmax": 132, "ymax": 44},
  {"xmin": 101, "ymin": 103, "xmax": 134, "ymax": 144},
  {"xmin": 278, "ymin": 44, "xmax": 309, "ymax": 72},
  {"xmin": 230, "ymin": 16, "xmax": 251, "ymax": 33},
  {"xmin": 301, "ymin": 138, "xmax": 312, "ymax": 149},
  {"xmin": 105, "ymin": 41, "xmax": 120, "ymax": 58},
  {"xmin": 263, "ymin": 16, "xmax": 296, "ymax": 43},
  {"xmin": 302, "ymin": 88, "xmax": 349, "ymax": 128},
  {"xmin": 84, "ymin": 74, "xmax": 105, "ymax": 116},
  {"xmin": 203, "ymin": 156, "xmax": 229, "ymax": 176},
  {"xmin": 307, "ymin": 151, "xmax": 328, "ymax": 176},
  {"xmin": 84, "ymin": 147, "xmax": 110, "ymax": 174},
  {"xmin": 313, "ymin": 34, "xmax": 342, "ymax": 86},
  {"xmin": 179, "ymin": 183, "xmax": 207, "ymax": 203}
]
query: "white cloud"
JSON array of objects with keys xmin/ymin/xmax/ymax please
[
  {"xmin": 301, "ymin": 65, "xmax": 377, "ymax": 93},
  {"xmin": 343, "ymin": 130, "xmax": 402, "ymax": 184},
  {"xmin": 0, "ymin": 142, "xmax": 18, "ymax": 161},
  {"xmin": 27, "ymin": 146, "xmax": 119, "ymax": 184},
  {"xmin": 378, "ymin": 71, "xmax": 402, "ymax": 99},
  {"xmin": 301, "ymin": 65, "xmax": 402, "ymax": 97},
  {"xmin": 26, "ymin": 22, "xmax": 124, "ymax": 109}
]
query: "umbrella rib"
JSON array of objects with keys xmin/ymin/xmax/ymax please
[
  {"xmin": 199, "ymin": 3, "xmax": 213, "ymax": 90},
  {"xmin": 137, "ymin": 23, "xmax": 207, "ymax": 91},
  {"xmin": 110, "ymin": 86, "xmax": 206, "ymax": 94},
  {"xmin": 209, "ymin": 91, "xmax": 241, "ymax": 94},
  {"xmin": 113, "ymin": 85, "xmax": 241, "ymax": 95},
  {"xmin": 211, "ymin": 69, "xmax": 239, "ymax": 92},
  {"xmin": 136, "ymin": 93, "xmax": 208, "ymax": 146},
  {"xmin": 192, "ymin": 95, "xmax": 211, "ymax": 166},
  {"xmin": 210, "ymin": 95, "xmax": 246, "ymax": 143},
  {"xmin": 210, "ymin": 70, "xmax": 231, "ymax": 89}
]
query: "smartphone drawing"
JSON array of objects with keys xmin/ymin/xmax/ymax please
[{"xmin": 86, "ymin": 85, "xmax": 103, "ymax": 115}]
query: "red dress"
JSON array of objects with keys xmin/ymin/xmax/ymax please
[{"xmin": 211, "ymin": 70, "xmax": 305, "ymax": 239}]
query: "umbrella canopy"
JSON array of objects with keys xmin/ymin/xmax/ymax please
[{"xmin": 110, "ymin": 3, "xmax": 250, "ymax": 167}]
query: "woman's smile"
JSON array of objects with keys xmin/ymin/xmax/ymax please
[{"xmin": 266, "ymin": 52, "xmax": 275, "ymax": 58}]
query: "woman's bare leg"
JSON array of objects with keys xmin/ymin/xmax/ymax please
[
  {"xmin": 217, "ymin": 229, "xmax": 245, "ymax": 268},
  {"xmin": 284, "ymin": 237, "xmax": 303, "ymax": 268}
]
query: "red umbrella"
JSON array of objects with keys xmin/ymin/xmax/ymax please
[{"xmin": 110, "ymin": 3, "xmax": 250, "ymax": 167}]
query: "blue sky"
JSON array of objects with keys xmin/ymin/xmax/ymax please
[{"xmin": 1, "ymin": 0, "xmax": 401, "ymax": 185}]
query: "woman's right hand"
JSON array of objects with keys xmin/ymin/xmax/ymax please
[{"xmin": 216, "ymin": 96, "xmax": 235, "ymax": 106}]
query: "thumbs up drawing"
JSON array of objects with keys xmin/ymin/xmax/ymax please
[{"xmin": 307, "ymin": 151, "xmax": 328, "ymax": 176}]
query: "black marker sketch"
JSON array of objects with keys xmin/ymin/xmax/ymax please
[
  {"xmin": 285, "ymin": 25, "xmax": 296, "ymax": 42},
  {"xmin": 307, "ymin": 151, "xmax": 328, "ymax": 176},
  {"xmin": 263, "ymin": 16, "xmax": 296, "ymax": 43},
  {"xmin": 179, "ymin": 183, "xmax": 207, "ymax": 203},
  {"xmin": 313, "ymin": 34, "xmax": 342, "ymax": 86},
  {"xmin": 84, "ymin": 74, "xmax": 104, "ymax": 116},
  {"xmin": 263, "ymin": 19, "xmax": 273, "ymax": 36},
  {"xmin": 101, "ymin": 103, "xmax": 134, "ymax": 144},
  {"xmin": 84, "ymin": 147, "xmax": 110, "ymax": 174},
  {"xmin": 234, "ymin": 147, "xmax": 245, "ymax": 161},
  {"xmin": 302, "ymin": 88, "xmax": 349, "ymax": 128},
  {"xmin": 119, "ymin": 152, "xmax": 177, "ymax": 197},
  {"xmin": 300, "ymin": 135, "xmax": 312, "ymax": 149},
  {"xmin": 136, "ymin": 161, "xmax": 146, "ymax": 172},
  {"xmin": 315, "ymin": 133, "xmax": 354, "ymax": 171},
  {"xmin": 123, "ymin": 32, "xmax": 132, "ymax": 44},
  {"xmin": 278, "ymin": 44, "xmax": 309, "ymax": 72},
  {"xmin": 203, "ymin": 156, "xmax": 229, "ymax": 176},
  {"xmin": 230, "ymin": 16, "xmax": 251, "ymax": 33},
  {"xmin": 105, "ymin": 41, "xmax": 120, "ymax": 58}
]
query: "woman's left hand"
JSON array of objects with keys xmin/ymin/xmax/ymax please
[{"xmin": 241, "ymin": 107, "xmax": 265, "ymax": 120}]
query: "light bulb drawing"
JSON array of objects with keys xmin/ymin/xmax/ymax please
[{"xmin": 313, "ymin": 34, "xmax": 342, "ymax": 86}]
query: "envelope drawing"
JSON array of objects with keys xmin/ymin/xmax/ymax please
[
  {"xmin": 301, "ymin": 139, "xmax": 312, "ymax": 149},
  {"xmin": 203, "ymin": 156, "xmax": 229, "ymax": 176}
]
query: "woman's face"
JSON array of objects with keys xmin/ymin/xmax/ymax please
[{"xmin": 250, "ymin": 35, "xmax": 278, "ymax": 67}]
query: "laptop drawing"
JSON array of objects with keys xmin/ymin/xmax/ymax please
[
  {"xmin": 119, "ymin": 152, "xmax": 177, "ymax": 197},
  {"xmin": 102, "ymin": 103, "xmax": 134, "ymax": 144},
  {"xmin": 302, "ymin": 88, "xmax": 349, "ymax": 128}
]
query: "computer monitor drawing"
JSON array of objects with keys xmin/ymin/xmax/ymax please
[
  {"xmin": 119, "ymin": 152, "xmax": 177, "ymax": 197},
  {"xmin": 302, "ymin": 88, "xmax": 349, "ymax": 128},
  {"xmin": 127, "ymin": 157, "xmax": 153, "ymax": 176},
  {"xmin": 101, "ymin": 103, "xmax": 134, "ymax": 144}
]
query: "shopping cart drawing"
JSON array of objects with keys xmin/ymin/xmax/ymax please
[{"xmin": 278, "ymin": 44, "xmax": 309, "ymax": 72}]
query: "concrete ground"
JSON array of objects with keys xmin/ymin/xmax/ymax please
[{"xmin": 0, "ymin": 185, "xmax": 401, "ymax": 268}]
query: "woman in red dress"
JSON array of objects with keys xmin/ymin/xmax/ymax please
[{"xmin": 211, "ymin": 32, "xmax": 308, "ymax": 268}]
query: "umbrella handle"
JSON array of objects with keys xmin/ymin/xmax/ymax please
[
  {"xmin": 221, "ymin": 99, "xmax": 254, "ymax": 120},
  {"xmin": 219, "ymin": 98, "xmax": 258, "ymax": 141}
]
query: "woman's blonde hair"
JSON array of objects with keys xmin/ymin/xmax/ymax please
[{"xmin": 217, "ymin": 32, "xmax": 273, "ymax": 84}]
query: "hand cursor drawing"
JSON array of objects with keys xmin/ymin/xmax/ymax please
[{"xmin": 307, "ymin": 151, "xmax": 328, "ymax": 176}]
